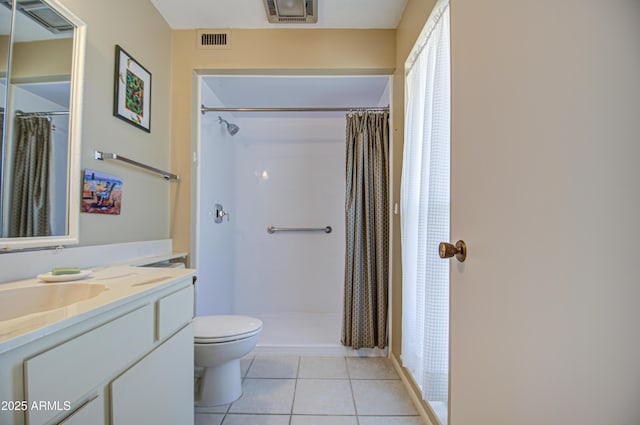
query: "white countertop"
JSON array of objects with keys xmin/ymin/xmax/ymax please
[{"xmin": 0, "ymin": 265, "xmax": 195, "ymax": 354}]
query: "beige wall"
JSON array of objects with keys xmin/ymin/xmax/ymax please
[
  {"xmin": 0, "ymin": 35, "xmax": 7, "ymax": 74},
  {"xmin": 58, "ymin": 0, "xmax": 172, "ymax": 246},
  {"xmin": 390, "ymin": 0, "xmax": 436, "ymax": 357},
  {"xmin": 170, "ymin": 28, "xmax": 395, "ymax": 257},
  {"xmin": 11, "ymin": 38, "xmax": 73, "ymax": 80}
]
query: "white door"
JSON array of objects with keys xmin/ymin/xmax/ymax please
[{"xmin": 449, "ymin": 1, "xmax": 640, "ymax": 424}]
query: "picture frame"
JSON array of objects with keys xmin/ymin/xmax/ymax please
[
  {"xmin": 113, "ymin": 45, "xmax": 151, "ymax": 132},
  {"xmin": 81, "ymin": 169, "xmax": 123, "ymax": 215}
]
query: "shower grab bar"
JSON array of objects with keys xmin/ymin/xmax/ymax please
[
  {"xmin": 94, "ymin": 150, "xmax": 179, "ymax": 181},
  {"xmin": 267, "ymin": 226, "xmax": 332, "ymax": 234}
]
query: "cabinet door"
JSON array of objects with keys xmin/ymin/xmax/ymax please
[
  {"xmin": 58, "ymin": 395, "xmax": 104, "ymax": 425},
  {"xmin": 111, "ymin": 323, "xmax": 193, "ymax": 425}
]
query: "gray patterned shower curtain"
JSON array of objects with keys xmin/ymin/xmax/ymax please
[
  {"xmin": 341, "ymin": 111, "xmax": 390, "ymax": 349},
  {"xmin": 9, "ymin": 116, "xmax": 52, "ymax": 237}
]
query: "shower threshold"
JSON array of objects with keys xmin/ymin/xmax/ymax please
[{"xmin": 252, "ymin": 312, "xmax": 387, "ymax": 357}]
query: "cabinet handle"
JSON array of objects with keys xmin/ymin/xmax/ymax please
[{"xmin": 58, "ymin": 394, "xmax": 99, "ymax": 424}]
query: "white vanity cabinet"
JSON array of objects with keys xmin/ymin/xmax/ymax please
[
  {"xmin": 0, "ymin": 270, "xmax": 195, "ymax": 425},
  {"xmin": 111, "ymin": 285, "xmax": 194, "ymax": 425}
]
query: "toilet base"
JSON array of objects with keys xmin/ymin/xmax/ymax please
[{"xmin": 195, "ymin": 359, "xmax": 242, "ymax": 406}]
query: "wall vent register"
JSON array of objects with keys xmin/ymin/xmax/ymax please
[{"xmin": 197, "ymin": 30, "xmax": 231, "ymax": 49}]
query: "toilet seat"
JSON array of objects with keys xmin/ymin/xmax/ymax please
[{"xmin": 194, "ymin": 315, "xmax": 263, "ymax": 344}]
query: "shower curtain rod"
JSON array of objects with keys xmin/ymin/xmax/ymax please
[
  {"xmin": 200, "ymin": 105, "xmax": 389, "ymax": 114},
  {"xmin": 15, "ymin": 110, "xmax": 69, "ymax": 117}
]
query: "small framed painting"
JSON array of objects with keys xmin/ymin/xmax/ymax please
[
  {"xmin": 81, "ymin": 169, "xmax": 123, "ymax": 215},
  {"xmin": 113, "ymin": 45, "xmax": 151, "ymax": 132}
]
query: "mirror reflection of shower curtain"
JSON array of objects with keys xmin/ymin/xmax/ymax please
[
  {"xmin": 341, "ymin": 110, "xmax": 390, "ymax": 349},
  {"xmin": 8, "ymin": 116, "xmax": 52, "ymax": 237}
]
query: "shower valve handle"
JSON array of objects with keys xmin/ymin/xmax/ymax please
[{"xmin": 212, "ymin": 204, "xmax": 230, "ymax": 223}]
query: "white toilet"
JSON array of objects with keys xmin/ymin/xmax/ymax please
[{"xmin": 194, "ymin": 315, "xmax": 263, "ymax": 406}]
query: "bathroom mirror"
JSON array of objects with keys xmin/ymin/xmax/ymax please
[{"xmin": 0, "ymin": 0, "xmax": 85, "ymax": 251}]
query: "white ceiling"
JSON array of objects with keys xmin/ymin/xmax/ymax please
[{"xmin": 150, "ymin": 0, "xmax": 408, "ymax": 29}]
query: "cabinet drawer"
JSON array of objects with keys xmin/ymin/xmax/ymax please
[
  {"xmin": 156, "ymin": 285, "xmax": 193, "ymax": 341},
  {"xmin": 24, "ymin": 305, "xmax": 154, "ymax": 425}
]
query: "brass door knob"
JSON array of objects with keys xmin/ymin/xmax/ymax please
[{"xmin": 439, "ymin": 240, "xmax": 467, "ymax": 262}]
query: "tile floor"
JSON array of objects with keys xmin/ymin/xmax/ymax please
[{"xmin": 195, "ymin": 356, "xmax": 427, "ymax": 425}]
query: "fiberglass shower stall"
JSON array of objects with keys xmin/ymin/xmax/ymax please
[{"xmin": 194, "ymin": 75, "xmax": 390, "ymax": 355}]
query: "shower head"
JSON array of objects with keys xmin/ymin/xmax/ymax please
[{"xmin": 218, "ymin": 116, "xmax": 240, "ymax": 136}]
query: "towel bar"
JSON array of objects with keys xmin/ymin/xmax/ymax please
[
  {"xmin": 267, "ymin": 226, "xmax": 332, "ymax": 234},
  {"xmin": 94, "ymin": 150, "xmax": 179, "ymax": 181}
]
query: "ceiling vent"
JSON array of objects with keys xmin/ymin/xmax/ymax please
[
  {"xmin": 0, "ymin": 0, "xmax": 73, "ymax": 34},
  {"xmin": 263, "ymin": 0, "xmax": 317, "ymax": 24},
  {"xmin": 197, "ymin": 30, "xmax": 231, "ymax": 50}
]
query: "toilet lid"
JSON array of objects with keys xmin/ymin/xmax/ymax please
[{"xmin": 194, "ymin": 315, "xmax": 263, "ymax": 343}]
